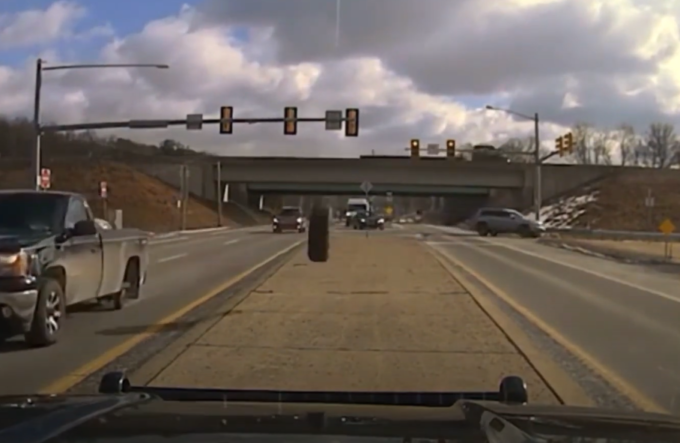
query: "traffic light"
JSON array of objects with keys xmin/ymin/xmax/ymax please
[
  {"xmin": 345, "ymin": 108, "xmax": 359, "ymax": 137},
  {"xmin": 284, "ymin": 107, "xmax": 297, "ymax": 135},
  {"xmin": 410, "ymin": 139, "xmax": 420, "ymax": 158},
  {"xmin": 563, "ymin": 132, "xmax": 573, "ymax": 155},
  {"xmin": 555, "ymin": 136, "xmax": 563, "ymax": 155},
  {"xmin": 446, "ymin": 139, "xmax": 456, "ymax": 157},
  {"xmin": 219, "ymin": 106, "xmax": 233, "ymax": 134}
]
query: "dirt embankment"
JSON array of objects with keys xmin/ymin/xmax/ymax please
[{"xmin": 0, "ymin": 161, "xmax": 235, "ymax": 233}]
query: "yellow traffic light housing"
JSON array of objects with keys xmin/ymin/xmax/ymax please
[
  {"xmin": 555, "ymin": 136, "xmax": 564, "ymax": 155},
  {"xmin": 219, "ymin": 106, "xmax": 233, "ymax": 134},
  {"xmin": 446, "ymin": 139, "xmax": 456, "ymax": 157},
  {"xmin": 345, "ymin": 108, "xmax": 359, "ymax": 137},
  {"xmin": 284, "ymin": 107, "xmax": 298, "ymax": 135},
  {"xmin": 563, "ymin": 132, "xmax": 573, "ymax": 154},
  {"xmin": 410, "ymin": 139, "xmax": 420, "ymax": 158}
]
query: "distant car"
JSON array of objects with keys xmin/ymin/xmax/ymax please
[
  {"xmin": 272, "ymin": 207, "xmax": 306, "ymax": 233},
  {"xmin": 471, "ymin": 208, "xmax": 544, "ymax": 238},
  {"xmin": 351, "ymin": 211, "xmax": 385, "ymax": 230}
]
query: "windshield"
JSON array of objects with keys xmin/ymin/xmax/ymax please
[
  {"xmin": 0, "ymin": 193, "xmax": 65, "ymax": 233},
  {"xmin": 347, "ymin": 204, "xmax": 368, "ymax": 212},
  {"xmin": 2, "ymin": 0, "xmax": 679, "ymax": 440},
  {"xmin": 278, "ymin": 208, "xmax": 301, "ymax": 216}
]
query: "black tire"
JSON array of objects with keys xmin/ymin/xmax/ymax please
[
  {"xmin": 476, "ymin": 222, "xmax": 489, "ymax": 237},
  {"xmin": 517, "ymin": 225, "xmax": 532, "ymax": 238},
  {"xmin": 25, "ymin": 278, "xmax": 65, "ymax": 347},
  {"xmin": 113, "ymin": 260, "xmax": 141, "ymax": 310},
  {"xmin": 308, "ymin": 206, "xmax": 329, "ymax": 263}
]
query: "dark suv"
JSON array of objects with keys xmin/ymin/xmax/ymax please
[{"xmin": 272, "ymin": 207, "xmax": 306, "ymax": 233}]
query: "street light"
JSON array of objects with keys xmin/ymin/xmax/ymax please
[
  {"xmin": 485, "ymin": 105, "xmax": 542, "ymax": 222},
  {"xmin": 33, "ymin": 59, "xmax": 169, "ymax": 190}
]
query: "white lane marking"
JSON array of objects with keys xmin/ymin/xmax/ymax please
[
  {"xmin": 466, "ymin": 234, "xmax": 680, "ymax": 304},
  {"xmin": 223, "ymin": 239, "xmax": 240, "ymax": 246},
  {"xmin": 157, "ymin": 253, "xmax": 187, "ymax": 263}
]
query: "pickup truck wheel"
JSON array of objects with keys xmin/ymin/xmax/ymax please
[
  {"xmin": 25, "ymin": 278, "xmax": 64, "ymax": 347},
  {"xmin": 112, "ymin": 262, "xmax": 141, "ymax": 310}
]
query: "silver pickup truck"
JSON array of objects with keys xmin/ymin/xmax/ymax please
[{"xmin": 0, "ymin": 190, "xmax": 150, "ymax": 347}]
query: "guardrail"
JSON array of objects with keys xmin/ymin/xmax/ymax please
[{"xmin": 545, "ymin": 227, "xmax": 680, "ymax": 242}]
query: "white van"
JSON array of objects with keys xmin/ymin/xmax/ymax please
[{"xmin": 345, "ymin": 198, "xmax": 370, "ymax": 226}]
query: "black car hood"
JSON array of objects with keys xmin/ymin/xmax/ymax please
[
  {"xmin": 3, "ymin": 393, "xmax": 680, "ymax": 443},
  {"xmin": 0, "ymin": 232, "xmax": 53, "ymax": 252}
]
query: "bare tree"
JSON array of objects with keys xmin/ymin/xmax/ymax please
[
  {"xmin": 613, "ymin": 124, "xmax": 637, "ymax": 166},
  {"xmin": 591, "ymin": 131, "xmax": 612, "ymax": 165},
  {"xmin": 638, "ymin": 123, "xmax": 679, "ymax": 168},
  {"xmin": 570, "ymin": 122, "xmax": 593, "ymax": 164},
  {"xmin": 497, "ymin": 137, "xmax": 535, "ymax": 163}
]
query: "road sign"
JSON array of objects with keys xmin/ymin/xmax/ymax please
[
  {"xmin": 99, "ymin": 181, "xmax": 108, "ymax": 199},
  {"xmin": 325, "ymin": 110, "xmax": 342, "ymax": 131},
  {"xmin": 360, "ymin": 180, "xmax": 372, "ymax": 194},
  {"xmin": 39, "ymin": 168, "xmax": 51, "ymax": 189},
  {"xmin": 385, "ymin": 206, "xmax": 393, "ymax": 216},
  {"xmin": 659, "ymin": 218, "xmax": 675, "ymax": 235},
  {"xmin": 386, "ymin": 191, "xmax": 393, "ymax": 203},
  {"xmin": 427, "ymin": 143, "xmax": 439, "ymax": 155},
  {"xmin": 186, "ymin": 114, "xmax": 203, "ymax": 130},
  {"xmin": 645, "ymin": 188, "xmax": 654, "ymax": 207}
]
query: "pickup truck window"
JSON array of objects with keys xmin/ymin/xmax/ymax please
[
  {"xmin": 65, "ymin": 198, "xmax": 91, "ymax": 229},
  {"xmin": 0, "ymin": 192, "xmax": 67, "ymax": 233}
]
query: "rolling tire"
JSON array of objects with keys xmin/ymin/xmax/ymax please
[
  {"xmin": 308, "ymin": 206, "xmax": 329, "ymax": 263},
  {"xmin": 25, "ymin": 278, "xmax": 65, "ymax": 347}
]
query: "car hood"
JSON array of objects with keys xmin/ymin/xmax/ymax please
[
  {"xmin": 2, "ymin": 393, "xmax": 680, "ymax": 443},
  {"xmin": 0, "ymin": 232, "xmax": 53, "ymax": 252}
]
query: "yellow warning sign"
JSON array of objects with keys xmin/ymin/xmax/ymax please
[
  {"xmin": 659, "ymin": 218, "xmax": 675, "ymax": 235},
  {"xmin": 385, "ymin": 206, "xmax": 393, "ymax": 216}
]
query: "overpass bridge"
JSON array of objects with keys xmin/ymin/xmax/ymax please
[{"xmin": 139, "ymin": 156, "xmax": 621, "ymax": 213}]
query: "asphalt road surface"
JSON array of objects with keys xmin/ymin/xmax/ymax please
[
  {"xmin": 133, "ymin": 230, "xmax": 563, "ymax": 404},
  {"xmin": 0, "ymin": 226, "xmax": 303, "ymax": 395},
  {"xmin": 423, "ymin": 224, "xmax": 680, "ymax": 414}
]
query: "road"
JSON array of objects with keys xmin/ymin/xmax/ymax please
[
  {"xmin": 0, "ymin": 226, "xmax": 303, "ymax": 395},
  {"xmin": 423, "ymin": 224, "xmax": 680, "ymax": 414},
  {"xmin": 5, "ymin": 221, "xmax": 679, "ymax": 415},
  {"xmin": 126, "ymin": 227, "xmax": 568, "ymax": 404}
]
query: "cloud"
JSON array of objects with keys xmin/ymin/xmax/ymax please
[
  {"xmin": 0, "ymin": 1, "xmax": 87, "ymax": 49},
  {"xmin": 0, "ymin": 0, "xmax": 679, "ymax": 158}
]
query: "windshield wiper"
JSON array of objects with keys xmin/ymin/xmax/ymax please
[{"xmin": 98, "ymin": 371, "xmax": 529, "ymax": 406}]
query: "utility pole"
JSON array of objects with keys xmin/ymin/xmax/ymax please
[
  {"xmin": 533, "ymin": 112, "xmax": 541, "ymax": 223},
  {"xmin": 216, "ymin": 161, "xmax": 223, "ymax": 227}
]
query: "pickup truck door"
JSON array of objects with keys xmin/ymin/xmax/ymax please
[{"xmin": 60, "ymin": 197, "xmax": 104, "ymax": 305}]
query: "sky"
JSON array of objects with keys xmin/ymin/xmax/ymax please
[{"xmin": 0, "ymin": 0, "xmax": 679, "ymax": 157}]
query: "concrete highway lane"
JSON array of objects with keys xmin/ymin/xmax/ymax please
[
  {"xmin": 0, "ymin": 226, "xmax": 303, "ymax": 395},
  {"xmin": 421, "ymin": 224, "xmax": 680, "ymax": 414}
]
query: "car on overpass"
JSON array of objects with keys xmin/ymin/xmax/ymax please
[{"xmin": 272, "ymin": 207, "xmax": 306, "ymax": 233}]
